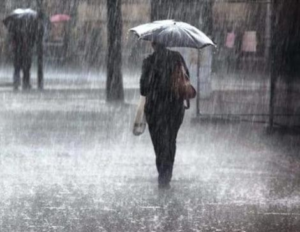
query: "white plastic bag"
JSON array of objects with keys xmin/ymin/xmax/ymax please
[{"xmin": 133, "ymin": 96, "xmax": 146, "ymax": 136}]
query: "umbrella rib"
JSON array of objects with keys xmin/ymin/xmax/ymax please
[{"xmin": 181, "ymin": 26, "xmax": 201, "ymax": 48}]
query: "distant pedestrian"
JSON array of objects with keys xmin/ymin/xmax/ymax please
[
  {"xmin": 140, "ymin": 42, "xmax": 188, "ymax": 189},
  {"xmin": 3, "ymin": 9, "xmax": 39, "ymax": 90}
]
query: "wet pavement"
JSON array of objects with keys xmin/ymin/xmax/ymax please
[{"xmin": 0, "ymin": 84, "xmax": 300, "ymax": 231}]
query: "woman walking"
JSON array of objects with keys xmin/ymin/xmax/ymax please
[{"xmin": 140, "ymin": 42, "xmax": 189, "ymax": 189}]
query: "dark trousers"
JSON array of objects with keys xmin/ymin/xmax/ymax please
[
  {"xmin": 13, "ymin": 45, "xmax": 33, "ymax": 89},
  {"xmin": 147, "ymin": 107, "xmax": 184, "ymax": 186}
]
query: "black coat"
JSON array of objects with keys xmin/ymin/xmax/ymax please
[
  {"xmin": 3, "ymin": 15, "xmax": 38, "ymax": 50},
  {"xmin": 140, "ymin": 48, "xmax": 188, "ymax": 123}
]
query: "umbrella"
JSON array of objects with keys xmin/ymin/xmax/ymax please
[
  {"xmin": 129, "ymin": 20, "xmax": 215, "ymax": 49},
  {"xmin": 50, "ymin": 14, "xmax": 71, "ymax": 23},
  {"xmin": 129, "ymin": 20, "xmax": 216, "ymax": 114},
  {"xmin": 3, "ymin": 8, "xmax": 38, "ymax": 33}
]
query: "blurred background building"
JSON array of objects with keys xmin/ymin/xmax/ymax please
[
  {"xmin": 0, "ymin": 0, "xmax": 299, "ymax": 78},
  {"xmin": 0, "ymin": 0, "xmax": 151, "ymax": 68},
  {"xmin": 0, "ymin": 0, "xmax": 299, "ymax": 126}
]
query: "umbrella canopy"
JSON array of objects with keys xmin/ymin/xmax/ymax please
[
  {"xmin": 11, "ymin": 8, "xmax": 37, "ymax": 16},
  {"xmin": 3, "ymin": 8, "xmax": 37, "ymax": 23},
  {"xmin": 50, "ymin": 14, "xmax": 71, "ymax": 23},
  {"xmin": 129, "ymin": 20, "xmax": 215, "ymax": 49},
  {"xmin": 3, "ymin": 8, "xmax": 38, "ymax": 33}
]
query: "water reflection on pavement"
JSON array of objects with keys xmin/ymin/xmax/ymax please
[{"xmin": 0, "ymin": 89, "xmax": 299, "ymax": 232}]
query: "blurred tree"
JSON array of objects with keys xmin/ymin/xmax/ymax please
[
  {"xmin": 36, "ymin": 0, "xmax": 44, "ymax": 90},
  {"xmin": 150, "ymin": 0, "xmax": 174, "ymax": 21},
  {"xmin": 201, "ymin": 0, "xmax": 213, "ymax": 36},
  {"xmin": 106, "ymin": 0, "xmax": 124, "ymax": 102}
]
